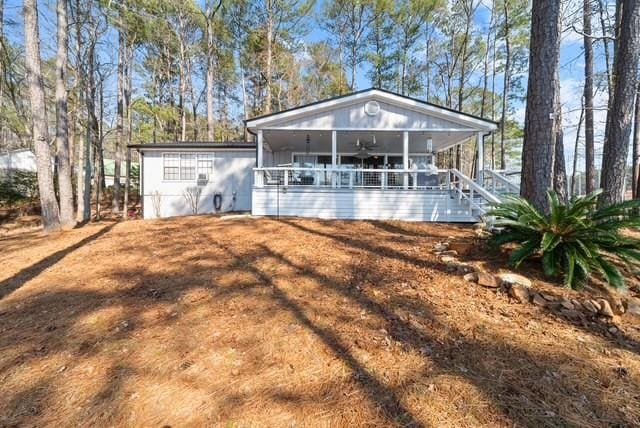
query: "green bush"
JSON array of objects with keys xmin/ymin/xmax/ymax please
[
  {"xmin": 487, "ymin": 190, "xmax": 640, "ymax": 289},
  {"xmin": 0, "ymin": 170, "xmax": 38, "ymax": 204}
]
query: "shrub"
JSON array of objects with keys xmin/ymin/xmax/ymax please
[
  {"xmin": 487, "ymin": 190, "xmax": 640, "ymax": 289},
  {"xmin": 0, "ymin": 170, "xmax": 38, "ymax": 205}
]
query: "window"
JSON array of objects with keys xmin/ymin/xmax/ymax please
[
  {"xmin": 163, "ymin": 152, "xmax": 214, "ymax": 181},
  {"xmin": 180, "ymin": 154, "xmax": 196, "ymax": 180},
  {"xmin": 197, "ymin": 153, "xmax": 214, "ymax": 177},
  {"xmin": 163, "ymin": 154, "xmax": 180, "ymax": 180}
]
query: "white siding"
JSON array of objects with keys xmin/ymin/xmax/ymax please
[
  {"xmin": 142, "ymin": 150, "xmax": 255, "ymax": 219},
  {"xmin": 274, "ymin": 100, "xmax": 474, "ymax": 131},
  {"xmin": 252, "ymin": 188, "xmax": 476, "ymax": 222},
  {"xmin": 0, "ymin": 150, "xmax": 37, "ymax": 172}
]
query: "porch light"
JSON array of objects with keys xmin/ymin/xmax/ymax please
[{"xmin": 306, "ymin": 134, "xmax": 310, "ymax": 154}]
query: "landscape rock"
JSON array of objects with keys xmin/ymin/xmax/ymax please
[
  {"xmin": 560, "ymin": 309, "xmax": 583, "ymax": 320},
  {"xmin": 570, "ymin": 299, "xmax": 583, "ymax": 310},
  {"xmin": 626, "ymin": 297, "xmax": 640, "ymax": 317},
  {"xmin": 508, "ymin": 283, "xmax": 530, "ymax": 303},
  {"xmin": 433, "ymin": 243, "xmax": 449, "ymax": 252},
  {"xmin": 498, "ymin": 272, "xmax": 532, "ymax": 288},
  {"xmin": 596, "ymin": 298, "xmax": 615, "ymax": 317},
  {"xmin": 560, "ymin": 299, "xmax": 575, "ymax": 311},
  {"xmin": 540, "ymin": 293, "xmax": 556, "ymax": 302},
  {"xmin": 478, "ymin": 273, "xmax": 501, "ymax": 288},
  {"xmin": 456, "ymin": 263, "xmax": 476, "ymax": 274},
  {"xmin": 582, "ymin": 300, "xmax": 599, "ymax": 314},
  {"xmin": 440, "ymin": 255, "xmax": 458, "ymax": 264},
  {"xmin": 440, "ymin": 250, "xmax": 459, "ymax": 256},
  {"xmin": 532, "ymin": 293, "xmax": 547, "ymax": 307},
  {"xmin": 609, "ymin": 297, "xmax": 625, "ymax": 315},
  {"xmin": 463, "ymin": 272, "xmax": 479, "ymax": 283}
]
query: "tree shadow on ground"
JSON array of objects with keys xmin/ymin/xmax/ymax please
[
  {"xmin": 249, "ymin": 236, "xmax": 639, "ymax": 427},
  {"xmin": 1, "ymin": 217, "xmax": 638, "ymax": 426},
  {"xmin": 0, "ymin": 222, "xmax": 117, "ymax": 300}
]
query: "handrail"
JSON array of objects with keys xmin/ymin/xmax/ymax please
[
  {"xmin": 253, "ymin": 167, "xmax": 449, "ymax": 174},
  {"xmin": 483, "ymin": 169, "xmax": 520, "ymax": 193},
  {"xmin": 450, "ymin": 168, "xmax": 502, "ymax": 204}
]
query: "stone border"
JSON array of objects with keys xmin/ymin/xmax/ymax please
[{"xmin": 431, "ymin": 241, "xmax": 640, "ymax": 334}]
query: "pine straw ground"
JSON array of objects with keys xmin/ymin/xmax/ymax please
[{"xmin": 1, "ymin": 216, "xmax": 639, "ymax": 427}]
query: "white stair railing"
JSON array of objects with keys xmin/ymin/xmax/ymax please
[
  {"xmin": 449, "ymin": 168, "xmax": 502, "ymax": 216},
  {"xmin": 483, "ymin": 169, "xmax": 520, "ymax": 195}
]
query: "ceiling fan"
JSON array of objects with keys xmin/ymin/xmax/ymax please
[{"xmin": 353, "ymin": 135, "xmax": 377, "ymax": 159}]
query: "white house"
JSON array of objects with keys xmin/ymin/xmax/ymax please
[
  {"xmin": 130, "ymin": 142, "xmax": 255, "ymax": 219},
  {"xmin": 0, "ymin": 148, "xmax": 37, "ymax": 173},
  {"xmin": 133, "ymin": 88, "xmax": 517, "ymax": 222}
]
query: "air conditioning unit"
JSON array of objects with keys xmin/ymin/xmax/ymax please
[{"xmin": 197, "ymin": 173, "xmax": 209, "ymax": 185}]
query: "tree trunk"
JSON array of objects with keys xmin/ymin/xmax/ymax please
[
  {"xmin": 124, "ymin": 147, "xmax": 131, "ymax": 218},
  {"xmin": 55, "ymin": 0, "xmax": 75, "ymax": 228},
  {"xmin": 520, "ymin": 0, "xmax": 562, "ymax": 212},
  {"xmin": 179, "ymin": 35, "xmax": 187, "ymax": 141},
  {"xmin": 584, "ymin": 0, "xmax": 596, "ymax": 193},
  {"xmin": 206, "ymin": 35, "xmax": 215, "ymax": 140},
  {"xmin": 114, "ymin": 20, "xmax": 125, "ymax": 214},
  {"xmin": 205, "ymin": 2, "xmax": 220, "ymax": 141},
  {"xmin": 633, "ymin": 83, "xmax": 640, "ymax": 198},
  {"xmin": 265, "ymin": 0, "xmax": 273, "ymax": 113},
  {"xmin": 23, "ymin": 0, "xmax": 61, "ymax": 232},
  {"xmin": 600, "ymin": 0, "xmax": 640, "ymax": 206},
  {"xmin": 500, "ymin": 1, "xmax": 511, "ymax": 170},
  {"xmin": 571, "ymin": 100, "xmax": 584, "ymax": 197},
  {"xmin": 597, "ymin": 0, "xmax": 612, "ymax": 95},
  {"xmin": 74, "ymin": 0, "xmax": 89, "ymax": 222},
  {"xmin": 553, "ymin": 74, "xmax": 568, "ymax": 202},
  {"xmin": 85, "ymin": 24, "xmax": 98, "ymax": 221}
]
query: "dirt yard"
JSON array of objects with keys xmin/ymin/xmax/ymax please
[{"xmin": 1, "ymin": 216, "xmax": 639, "ymax": 427}]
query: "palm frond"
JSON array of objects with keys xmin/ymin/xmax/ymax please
[{"xmin": 488, "ymin": 190, "xmax": 640, "ymax": 289}]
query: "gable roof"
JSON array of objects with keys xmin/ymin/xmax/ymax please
[{"xmin": 245, "ymin": 87, "xmax": 498, "ymax": 131}]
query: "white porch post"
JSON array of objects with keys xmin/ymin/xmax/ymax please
[
  {"xmin": 476, "ymin": 131, "xmax": 484, "ymax": 185},
  {"xmin": 403, "ymin": 131, "xmax": 409, "ymax": 189},
  {"xmin": 331, "ymin": 130, "xmax": 337, "ymax": 187},
  {"xmin": 257, "ymin": 129, "xmax": 264, "ymax": 187}
]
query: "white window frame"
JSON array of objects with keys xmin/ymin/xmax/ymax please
[{"xmin": 163, "ymin": 152, "xmax": 215, "ymax": 181}]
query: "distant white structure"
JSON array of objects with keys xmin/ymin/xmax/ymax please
[{"xmin": 0, "ymin": 148, "xmax": 37, "ymax": 173}]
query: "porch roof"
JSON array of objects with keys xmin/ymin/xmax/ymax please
[{"xmin": 245, "ymin": 88, "xmax": 498, "ymax": 133}]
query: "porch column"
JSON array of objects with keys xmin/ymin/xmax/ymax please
[
  {"xmin": 476, "ymin": 131, "xmax": 484, "ymax": 185},
  {"xmin": 257, "ymin": 129, "xmax": 264, "ymax": 187},
  {"xmin": 331, "ymin": 130, "xmax": 337, "ymax": 187},
  {"xmin": 403, "ymin": 131, "xmax": 409, "ymax": 189}
]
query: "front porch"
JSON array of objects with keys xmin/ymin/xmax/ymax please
[{"xmin": 246, "ymin": 88, "xmax": 503, "ymax": 222}]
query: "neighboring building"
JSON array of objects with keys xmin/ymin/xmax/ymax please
[
  {"xmin": 0, "ymin": 148, "xmax": 37, "ymax": 173},
  {"xmin": 133, "ymin": 88, "xmax": 517, "ymax": 222},
  {"xmin": 103, "ymin": 159, "xmax": 139, "ymax": 187}
]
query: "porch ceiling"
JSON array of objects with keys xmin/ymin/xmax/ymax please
[{"xmin": 262, "ymin": 129, "xmax": 477, "ymax": 154}]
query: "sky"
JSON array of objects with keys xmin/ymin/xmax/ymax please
[{"xmin": 3, "ymin": 0, "xmax": 613, "ymax": 174}]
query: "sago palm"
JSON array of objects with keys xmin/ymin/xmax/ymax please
[{"xmin": 486, "ymin": 190, "xmax": 640, "ymax": 289}]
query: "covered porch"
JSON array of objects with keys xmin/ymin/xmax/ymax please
[{"xmin": 246, "ymin": 88, "xmax": 501, "ymax": 222}]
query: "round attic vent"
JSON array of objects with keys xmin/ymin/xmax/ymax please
[{"xmin": 364, "ymin": 100, "xmax": 380, "ymax": 116}]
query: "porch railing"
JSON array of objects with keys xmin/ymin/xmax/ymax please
[
  {"xmin": 450, "ymin": 168, "xmax": 502, "ymax": 216},
  {"xmin": 253, "ymin": 167, "xmax": 451, "ymax": 190},
  {"xmin": 482, "ymin": 169, "xmax": 520, "ymax": 195}
]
